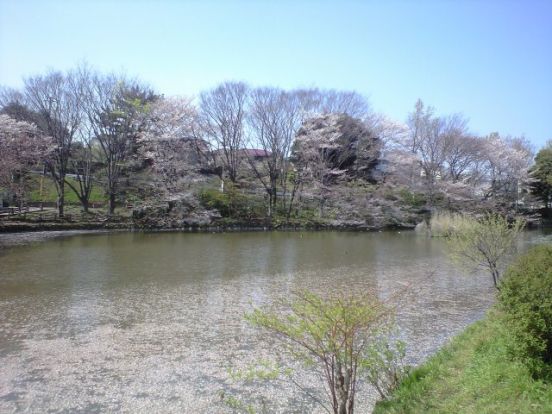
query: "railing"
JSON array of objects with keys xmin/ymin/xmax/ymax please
[{"xmin": 0, "ymin": 208, "xmax": 104, "ymax": 223}]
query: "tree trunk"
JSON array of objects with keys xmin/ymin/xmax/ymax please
[
  {"xmin": 319, "ymin": 197, "xmax": 326, "ymax": 218},
  {"xmin": 65, "ymin": 180, "xmax": 92, "ymax": 214},
  {"xmin": 490, "ymin": 263, "xmax": 500, "ymax": 289},
  {"xmin": 229, "ymin": 168, "xmax": 237, "ymax": 183},
  {"xmin": 57, "ymin": 186, "xmax": 65, "ymax": 218},
  {"xmin": 272, "ymin": 185, "xmax": 277, "ymax": 216},
  {"xmin": 267, "ymin": 193, "xmax": 273, "ymax": 219},
  {"xmin": 336, "ymin": 363, "xmax": 352, "ymax": 414},
  {"xmin": 109, "ymin": 192, "xmax": 116, "ymax": 215},
  {"xmin": 286, "ymin": 183, "xmax": 299, "ymax": 221}
]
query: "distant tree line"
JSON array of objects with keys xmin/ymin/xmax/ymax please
[
  {"xmin": 0, "ymin": 64, "xmax": 546, "ymax": 222},
  {"xmin": 384, "ymin": 99, "xmax": 535, "ymax": 213}
]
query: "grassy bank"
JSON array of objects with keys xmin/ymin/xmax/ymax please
[
  {"xmin": 26, "ymin": 175, "xmax": 105, "ymax": 205},
  {"xmin": 374, "ymin": 310, "xmax": 552, "ymax": 414}
]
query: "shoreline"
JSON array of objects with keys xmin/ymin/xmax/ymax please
[{"xmin": 0, "ymin": 219, "xmax": 415, "ymax": 234}]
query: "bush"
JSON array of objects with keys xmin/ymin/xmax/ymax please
[
  {"xmin": 446, "ymin": 213, "xmax": 525, "ymax": 288},
  {"xmin": 240, "ymin": 290, "xmax": 405, "ymax": 414},
  {"xmin": 499, "ymin": 244, "xmax": 552, "ymax": 378},
  {"xmin": 199, "ymin": 188, "xmax": 233, "ymax": 217},
  {"xmin": 398, "ymin": 188, "xmax": 426, "ymax": 207},
  {"xmin": 426, "ymin": 211, "xmax": 472, "ymax": 237},
  {"xmin": 198, "ymin": 186, "xmax": 265, "ymax": 220}
]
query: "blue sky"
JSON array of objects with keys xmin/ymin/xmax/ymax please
[{"xmin": 1, "ymin": 0, "xmax": 551, "ymax": 148}]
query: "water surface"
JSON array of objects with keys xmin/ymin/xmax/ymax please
[{"xmin": 0, "ymin": 230, "xmax": 545, "ymax": 412}]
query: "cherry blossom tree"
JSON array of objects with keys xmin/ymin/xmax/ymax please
[
  {"xmin": 0, "ymin": 115, "xmax": 53, "ymax": 209},
  {"xmin": 479, "ymin": 133, "xmax": 533, "ymax": 207},
  {"xmin": 138, "ymin": 96, "xmax": 201, "ymax": 197},
  {"xmin": 292, "ymin": 114, "xmax": 381, "ymax": 218}
]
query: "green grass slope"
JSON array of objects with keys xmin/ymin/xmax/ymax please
[
  {"xmin": 25, "ymin": 175, "xmax": 105, "ymax": 205},
  {"xmin": 374, "ymin": 311, "xmax": 552, "ymax": 414}
]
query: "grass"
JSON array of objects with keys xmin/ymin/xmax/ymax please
[
  {"xmin": 26, "ymin": 175, "xmax": 105, "ymax": 205},
  {"xmin": 2, "ymin": 175, "xmax": 136, "ymax": 220},
  {"xmin": 374, "ymin": 310, "xmax": 552, "ymax": 414}
]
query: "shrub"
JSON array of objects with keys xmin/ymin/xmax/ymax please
[
  {"xmin": 446, "ymin": 213, "xmax": 525, "ymax": 288},
  {"xmin": 199, "ymin": 188, "xmax": 232, "ymax": 217},
  {"xmin": 426, "ymin": 211, "xmax": 472, "ymax": 237},
  {"xmin": 199, "ymin": 186, "xmax": 264, "ymax": 219},
  {"xmin": 398, "ymin": 188, "xmax": 426, "ymax": 207},
  {"xmin": 224, "ymin": 290, "xmax": 407, "ymax": 414},
  {"xmin": 499, "ymin": 244, "xmax": 552, "ymax": 378}
]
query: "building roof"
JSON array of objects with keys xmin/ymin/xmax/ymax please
[
  {"xmin": 241, "ymin": 149, "xmax": 272, "ymax": 158},
  {"xmin": 211, "ymin": 148, "xmax": 272, "ymax": 158}
]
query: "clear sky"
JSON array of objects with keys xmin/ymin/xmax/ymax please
[{"xmin": 1, "ymin": 0, "xmax": 551, "ymax": 149}]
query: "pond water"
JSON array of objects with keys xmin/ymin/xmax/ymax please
[{"xmin": 0, "ymin": 230, "xmax": 549, "ymax": 413}]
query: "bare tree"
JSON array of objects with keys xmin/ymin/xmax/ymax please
[
  {"xmin": 66, "ymin": 140, "xmax": 95, "ymax": 212},
  {"xmin": 406, "ymin": 99, "xmax": 434, "ymax": 154},
  {"xmin": 247, "ymin": 87, "xmax": 302, "ymax": 218},
  {"xmin": 23, "ymin": 70, "xmax": 83, "ymax": 217},
  {"xmin": 441, "ymin": 132, "xmax": 481, "ymax": 183},
  {"xmin": 402, "ymin": 99, "xmax": 534, "ymax": 212},
  {"xmin": 406, "ymin": 101, "xmax": 474, "ymax": 206},
  {"xmin": 0, "ymin": 86, "xmax": 25, "ymax": 108},
  {"xmin": 295, "ymin": 88, "xmax": 371, "ymax": 120},
  {"xmin": 199, "ymin": 81, "xmax": 249, "ymax": 186},
  {"xmin": 63, "ymin": 64, "xmax": 98, "ymax": 213}
]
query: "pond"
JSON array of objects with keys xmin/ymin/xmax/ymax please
[{"xmin": 0, "ymin": 230, "xmax": 548, "ymax": 413}]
